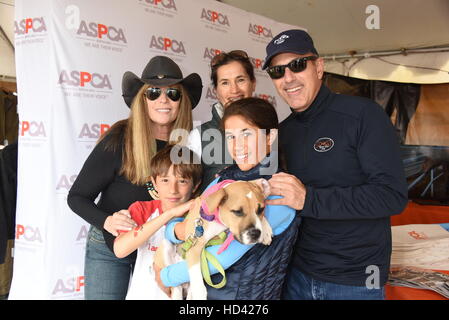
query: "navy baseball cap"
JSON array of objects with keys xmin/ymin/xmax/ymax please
[{"xmin": 263, "ymin": 29, "xmax": 318, "ymax": 70}]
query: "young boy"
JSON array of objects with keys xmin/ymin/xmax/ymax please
[{"xmin": 113, "ymin": 145, "xmax": 202, "ymax": 300}]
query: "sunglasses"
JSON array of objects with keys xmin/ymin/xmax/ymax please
[
  {"xmin": 144, "ymin": 87, "xmax": 182, "ymax": 102},
  {"xmin": 266, "ymin": 56, "xmax": 318, "ymax": 79},
  {"xmin": 211, "ymin": 49, "xmax": 249, "ymax": 68}
]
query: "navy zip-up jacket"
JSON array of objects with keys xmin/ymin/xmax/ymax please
[{"xmin": 281, "ymin": 84, "xmax": 408, "ymax": 286}]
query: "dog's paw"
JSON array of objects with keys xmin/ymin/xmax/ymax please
[
  {"xmin": 188, "ymin": 284, "xmax": 208, "ymax": 300},
  {"xmin": 186, "ymin": 289, "xmax": 192, "ymax": 300},
  {"xmin": 171, "ymin": 287, "xmax": 184, "ymax": 300}
]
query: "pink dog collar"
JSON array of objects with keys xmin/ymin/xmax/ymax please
[
  {"xmin": 200, "ymin": 179, "xmax": 234, "ymax": 223},
  {"xmin": 200, "ymin": 179, "xmax": 235, "ymax": 254},
  {"xmin": 216, "ymin": 233, "xmax": 234, "ymax": 254}
]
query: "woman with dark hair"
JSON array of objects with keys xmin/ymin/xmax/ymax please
[
  {"xmin": 156, "ymin": 97, "xmax": 301, "ymax": 300},
  {"xmin": 67, "ymin": 56, "xmax": 202, "ymax": 300},
  {"xmin": 188, "ymin": 50, "xmax": 256, "ymax": 193}
]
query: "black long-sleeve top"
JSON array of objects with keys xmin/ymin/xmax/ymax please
[{"xmin": 67, "ymin": 126, "xmax": 166, "ymax": 252}]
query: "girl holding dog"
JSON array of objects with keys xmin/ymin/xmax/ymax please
[
  {"xmin": 67, "ymin": 56, "xmax": 202, "ymax": 300},
  {"xmin": 157, "ymin": 97, "xmax": 301, "ymax": 299}
]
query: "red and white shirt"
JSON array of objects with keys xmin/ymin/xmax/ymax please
[{"xmin": 124, "ymin": 200, "xmax": 170, "ymax": 300}]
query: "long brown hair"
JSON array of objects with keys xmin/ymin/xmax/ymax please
[{"xmin": 99, "ymin": 84, "xmax": 193, "ymax": 185}]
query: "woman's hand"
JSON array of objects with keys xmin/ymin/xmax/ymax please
[
  {"xmin": 103, "ymin": 210, "xmax": 137, "ymax": 236},
  {"xmin": 266, "ymin": 172, "xmax": 306, "ymax": 210}
]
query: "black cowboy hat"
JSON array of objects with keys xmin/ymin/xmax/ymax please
[{"xmin": 122, "ymin": 56, "xmax": 203, "ymax": 109}]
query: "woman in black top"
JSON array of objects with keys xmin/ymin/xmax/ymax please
[{"xmin": 67, "ymin": 56, "xmax": 202, "ymax": 300}]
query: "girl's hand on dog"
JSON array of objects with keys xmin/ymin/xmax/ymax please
[{"xmin": 103, "ymin": 209, "xmax": 138, "ymax": 236}]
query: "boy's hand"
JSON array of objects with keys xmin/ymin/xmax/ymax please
[{"xmin": 171, "ymin": 199, "xmax": 195, "ymax": 218}]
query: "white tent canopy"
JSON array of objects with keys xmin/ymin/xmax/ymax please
[
  {"xmin": 222, "ymin": 0, "xmax": 449, "ymax": 84},
  {"xmin": 1, "ymin": 0, "xmax": 449, "ymax": 83}
]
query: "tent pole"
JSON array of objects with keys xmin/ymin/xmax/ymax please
[
  {"xmin": 322, "ymin": 46, "xmax": 449, "ymax": 61},
  {"xmin": 0, "ymin": 25, "xmax": 14, "ymax": 53}
]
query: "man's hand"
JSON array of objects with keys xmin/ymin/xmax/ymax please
[
  {"xmin": 266, "ymin": 172, "xmax": 306, "ymax": 210},
  {"xmin": 103, "ymin": 210, "xmax": 137, "ymax": 236},
  {"xmin": 153, "ymin": 263, "xmax": 171, "ymax": 297}
]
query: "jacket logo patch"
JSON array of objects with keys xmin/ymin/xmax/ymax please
[{"xmin": 313, "ymin": 137, "xmax": 334, "ymax": 152}]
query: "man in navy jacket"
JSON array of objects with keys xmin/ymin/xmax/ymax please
[{"xmin": 264, "ymin": 29, "xmax": 408, "ymax": 300}]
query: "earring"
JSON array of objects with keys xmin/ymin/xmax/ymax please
[{"xmin": 145, "ymin": 181, "xmax": 159, "ymax": 200}]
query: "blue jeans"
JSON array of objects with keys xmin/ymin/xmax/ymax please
[
  {"xmin": 84, "ymin": 226, "xmax": 134, "ymax": 300},
  {"xmin": 283, "ymin": 267, "xmax": 385, "ymax": 300}
]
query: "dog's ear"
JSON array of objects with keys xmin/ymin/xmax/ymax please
[
  {"xmin": 249, "ymin": 178, "xmax": 271, "ymax": 198},
  {"xmin": 204, "ymin": 188, "xmax": 228, "ymax": 213},
  {"xmin": 260, "ymin": 216, "xmax": 273, "ymax": 245}
]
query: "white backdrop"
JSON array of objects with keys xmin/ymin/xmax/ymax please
[{"xmin": 9, "ymin": 0, "xmax": 303, "ymax": 299}]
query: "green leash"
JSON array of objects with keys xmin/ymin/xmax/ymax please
[
  {"xmin": 179, "ymin": 230, "xmax": 228, "ymax": 289},
  {"xmin": 201, "ymin": 231, "xmax": 227, "ymax": 288}
]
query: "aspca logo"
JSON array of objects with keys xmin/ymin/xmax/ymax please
[
  {"xmin": 150, "ymin": 35, "xmax": 186, "ymax": 54},
  {"xmin": 16, "ymin": 224, "xmax": 43, "ymax": 243},
  {"xmin": 139, "ymin": 0, "xmax": 177, "ymax": 10},
  {"xmin": 313, "ymin": 137, "xmax": 334, "ymax": 152},
  {"xmin": 52, "ymin": 276, "xmax": 84, "ymax": 296},
  {"xmin": 249, "ymin": 56, "xmax": 265, "ymax": 70},
  {"xmin": 254, "ymin": 93, "xmax": 277, "ymax": 107},
  {"xmin": 205, "ymin": 86, "xmax": 217, "ymax": 100},
  {"xmin": 78, "ymin": 123, "xmax": 110, "ymax": 140},
  {"xmin": 200, "ymin": 8, "xmax": 230, "ymax": 26},
  {"xmin": 203, "ymin": 47, "xmax": 223, "ymax": 62},
  {"xmin": 58, "ymin": 70, "xmax": 112, "ymax": 89},
  {"xmin": 56, "ymin": 174, "xmax": 78, "ymax": 192},
  {"xmin": 248, "ymin": 24, "xmax": 273, "ymax": 38},
  {"xmin": 20, "ymin": 121, "xmax": 46, "ymax": 138},
  {"xmin": 14, "ymin": 17, "xmax": 47, "ymax": 35},
  {"xmin": 76, "ymin": 21, "xmax": 127, "ymax": 43}
]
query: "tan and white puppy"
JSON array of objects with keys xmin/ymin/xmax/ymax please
[{"xmin": 154, "ymin": 179, "xmax": 273, "ymax": 300}]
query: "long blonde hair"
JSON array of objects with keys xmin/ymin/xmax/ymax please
[{"xmin": 101, "ymin": 83, "xmax": 193, "ymax": 185}]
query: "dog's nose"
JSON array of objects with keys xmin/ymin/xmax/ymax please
[{"xmin": 247, "ymin": 227, "xmax": 261, "ymax": 241}]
